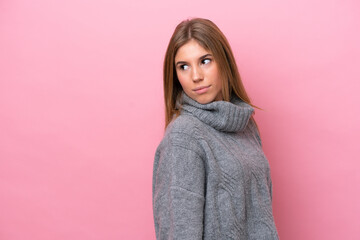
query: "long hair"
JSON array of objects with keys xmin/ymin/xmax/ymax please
[{"xmin": 163, "ymin": 18, "xmax": 259, "ymax": 129}]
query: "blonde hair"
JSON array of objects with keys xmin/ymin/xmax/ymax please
[{"xmin": 163, "ymin": 18, "xmax": 259, "ymax": 129}]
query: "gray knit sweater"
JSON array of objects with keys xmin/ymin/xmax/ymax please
[{"xmin": 152, "ymin": 93, "xmax": 279, "ymax": 239}]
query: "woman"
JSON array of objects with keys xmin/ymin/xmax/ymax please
[{"xmin": 152, "ymin": 18, "xmax": 279, "ymax": 239}]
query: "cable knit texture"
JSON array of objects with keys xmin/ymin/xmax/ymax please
[{"xmin": 153, "ymin": 92, "xmax": 279, "ymax": 240}]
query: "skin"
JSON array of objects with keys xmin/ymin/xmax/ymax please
[{"xmin": 175, "ymin": 39, "xmax": 223, "ymax": 104}]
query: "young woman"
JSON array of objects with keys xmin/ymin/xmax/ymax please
[{"xmin": 152, "ymin": 18, "xmax": 279, "ymax": 240}]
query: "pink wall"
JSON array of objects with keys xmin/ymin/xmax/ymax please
[{"xmin": 1, "ymin": 0, "xmax": 359, "ymax": 239}]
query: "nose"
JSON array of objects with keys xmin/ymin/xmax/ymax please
[{"xmin": 191, "ymin": 65, "xmax": 203, "ymax": 82}]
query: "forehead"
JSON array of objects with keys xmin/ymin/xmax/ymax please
[{"xmin": 175, "ymin": 39, "xmax": 211, "ymax": 61}]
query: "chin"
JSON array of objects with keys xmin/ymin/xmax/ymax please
[{"xmin": 194, "ymin": 95, "xmax": 217, "ymax": 104}]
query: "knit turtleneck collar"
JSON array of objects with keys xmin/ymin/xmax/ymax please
[{"xmin": 179, "ymin": 92, "xmax": 254, "ymax": 132}]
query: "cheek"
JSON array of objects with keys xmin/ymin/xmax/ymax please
[
  {"xmin": 176, "ymin": 71, "xmax": 190, "ymax": 87},
  {"xmin": 209, "ymin": 67, "xmax": 221, "ymax": 84},
  {"xmin": 176, "ymin": 72, "xmax": 184, "ymax": 86}
]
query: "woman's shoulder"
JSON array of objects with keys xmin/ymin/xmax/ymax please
[
  {"xmin": 166, "ymin": 114, "xmax": 201, "ymax": 136},
  {"xmin": 157, "ymin": 114, "xmax": 205, "ymax": 155},
  {"xmin": 246, "ymin": 118, "xmax": 262, "ymax": 147}
]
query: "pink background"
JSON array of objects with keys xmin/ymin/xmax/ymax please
[{"xmin": 1, "ymin": 0, "xmax": 359, "ymax": 239}]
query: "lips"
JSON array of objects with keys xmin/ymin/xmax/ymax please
[{"xmin": 193, "ymin": 85, "xmax": 211, "ymax": 94}]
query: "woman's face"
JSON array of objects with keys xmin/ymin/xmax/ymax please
[{"xmin": 174, "ymin": 39, "xmax": 223, "ymax": 104}]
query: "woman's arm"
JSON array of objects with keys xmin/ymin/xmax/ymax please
[{"xmin": 153, "ymin": 137, "xmax": 205, "ymax": 240}]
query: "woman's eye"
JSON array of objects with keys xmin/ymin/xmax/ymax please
[
  {"xmin": 180, "ymin": 65, "xmax": 189, "ymax": 70},
  {"xmin": 202, "ymin": 58, "xmax": 211, "ymax": 65}
]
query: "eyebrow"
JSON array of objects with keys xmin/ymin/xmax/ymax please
[{"xmin": 175, "ymin": 53, "xmax": 213, "ymax": 66}]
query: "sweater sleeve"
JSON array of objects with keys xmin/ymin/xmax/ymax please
[
  {"xmin": 152, "ymin": 136, "xmax": 205, "ymax": 240},
  {"xmin": 247, "ymin": 119, "xmax": 274, "ymax": 202}
]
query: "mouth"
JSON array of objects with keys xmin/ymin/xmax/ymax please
[{"xmin": 193, "ymin": 85, "xmax": 211, "ymax": 94}]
